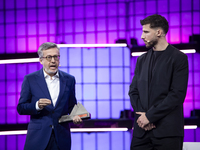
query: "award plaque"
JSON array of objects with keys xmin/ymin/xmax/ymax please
[{"xmin": 59, "ymin": 102, "xmax": 91, "ymax": 123}]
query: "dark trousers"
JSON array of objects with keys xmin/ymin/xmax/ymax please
[
  {"xmin": 45, "ymin": 129, "xmax": 60, "ymax": 150},
  {"xmin": 131, "ymin": 131, "xmax": 183, "ymax": 150}
]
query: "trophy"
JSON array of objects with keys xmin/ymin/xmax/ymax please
[{"xmin": 59, "ymin": 102, "xmax": 91, "ymax": 123}]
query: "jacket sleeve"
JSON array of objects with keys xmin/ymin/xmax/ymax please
[
  {"xmin": 129, "ymin": 58, "xmax": 144, "ymax": 112},
  {"xmin": 146, "ymin": 54, "xmax": 188, "ymax": 123},
  {"xmin": 17, "ymin": 76, "xmax": 40, "ymax": 115}
]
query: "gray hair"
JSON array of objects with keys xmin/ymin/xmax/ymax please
[{"xmin": 37, "ymin": 42, "xmax": 60, "ymax": 58}]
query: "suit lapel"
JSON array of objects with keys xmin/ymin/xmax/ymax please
[
  {"xmin": 36, "ymin": 69, "xmax": 51, "ymax": 99},
  {"xmin": 143, "ymin": 49, "xmax": 153, "ymax": 88},
  {"xmin": 140, "ymin": 49, "xmax": 152, "ymax": 110},
  {"xmin": 54, "ymin": 70, "xmax": 69, "ymax": 108}
]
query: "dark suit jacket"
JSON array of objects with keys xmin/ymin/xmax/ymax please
[
  {"xmin": 129, "ymin": 44, "xmax": 188, "ymax": 138},
  {"xmin": 17, "ymin": 69, "xmax": 77, "ymax": 150}
]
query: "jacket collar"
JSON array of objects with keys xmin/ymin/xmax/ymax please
[{"xmin": 55, "ymin": 70, "xmax": 69, "ymax": 108}]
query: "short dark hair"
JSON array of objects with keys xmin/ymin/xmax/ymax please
[
  {"xmin": 140, "ymin": 14, "xmax": 169, "ymax": 34},
  {"xmin": 37, "ymin": 42, "xmax": 60, "ymax": 58}
]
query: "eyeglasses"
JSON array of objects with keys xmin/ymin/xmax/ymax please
[{"xmin": 41, "ymin": 55, "xmax": 60, "ymax": 62}]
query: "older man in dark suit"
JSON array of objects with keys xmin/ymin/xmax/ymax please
[
  {"xmin": 17, "ymin": 42, "xmax": 82, "ymax": 150},
  {"xmin": 129, "ymin": 14, "xmax": 188, "ymax": 150}
]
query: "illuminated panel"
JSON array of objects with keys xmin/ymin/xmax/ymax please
[
  {"xmin": 131, "ymin": 49, "xmax": 196, "ymax": 57},
  {"xmin": 59, "ymin": 46, "xmax": 130, "ymax": 120},
  {"xmin": 0, "ymin": 128, "xmax": 128, "ymax": 135},
  {"xmin": 0, "ymin": 125, "xmax": 197, "ymax": 136},
  {"xmin": 57, "ymin": 43, "xmax": 127, "ymax": 47}
]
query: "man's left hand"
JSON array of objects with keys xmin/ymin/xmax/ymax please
[
  {"xmin": 136, "ymin": 112, "xmax": 150, "ymax": 128},
  {"xmin": 72, "ymin": 115, "xmax": 83, "ymax": 124}
]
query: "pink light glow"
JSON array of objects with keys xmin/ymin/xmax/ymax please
[{"xmin": 169, "ymin": 28, "xmax": 180, "ymax": 44}]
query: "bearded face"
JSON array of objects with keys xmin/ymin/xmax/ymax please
[
  {"xmin": 145, "ymin": 38, "xmax": 158, "ymax": 48},
  {"xmin": 141, "ymin": 24, "xmax": 159, "ymax": 49}
]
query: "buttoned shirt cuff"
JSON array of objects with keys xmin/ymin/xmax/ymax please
[{"xmin": 36, "ymin": 101, "xmax": 43, "ymax": 111}]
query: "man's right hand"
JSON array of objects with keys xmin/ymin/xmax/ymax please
[
  {"xmin": 38, "ymin": 99, "xmax": 51, "ymax": 109},
  {"xmin": 143, "ymin": 123, "xmax": 156, "ymax": 131}
]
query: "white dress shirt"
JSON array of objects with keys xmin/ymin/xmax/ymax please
[{"xmin": 36, "ymin": 70, "xmax": 60, "ymax": 110}]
